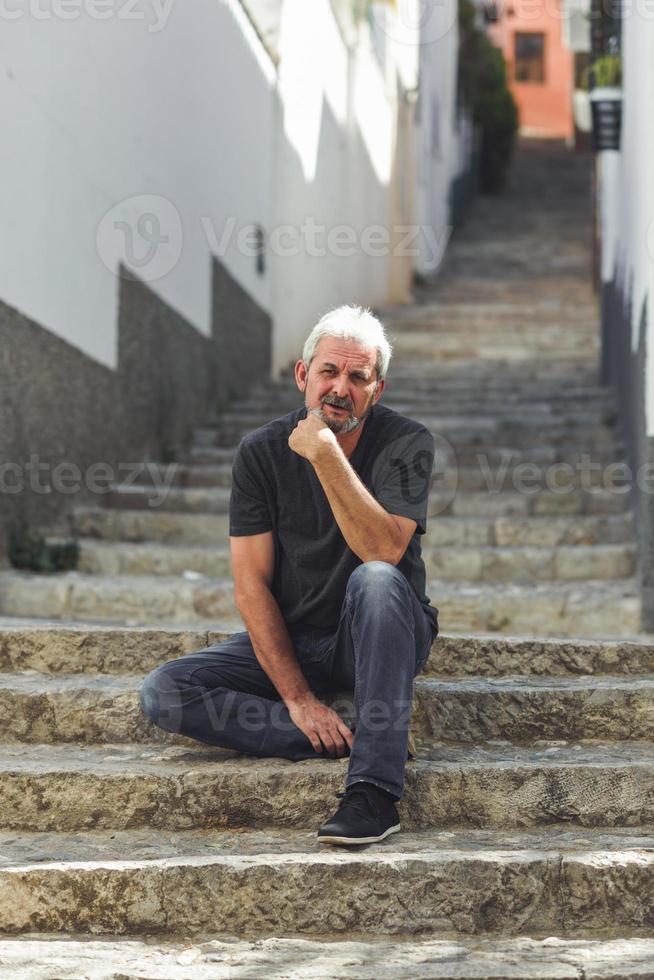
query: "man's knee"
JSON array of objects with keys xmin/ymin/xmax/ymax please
[
  {"xmin": 347, "ymin": 560, "xmax": 408, "ymax": 599},
  {"xmin": 140, "ymin": 661, "xmax": 185, "ymax": 733}
]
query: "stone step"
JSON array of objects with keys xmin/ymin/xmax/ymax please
[
  {"xmin": 0, "ymin": 670, "xmax": 652, "ymax": 744},
  {"xmin": 70, "ymin": 539, "xmax": 636, "ymax": 582},
  {"xmin": 100, "ymin": 483, "xmax": 630, "ymax": 519},
  {"xmin": 390, "ymin": 334, "xmax": 599, "ymax": 355},
  {"xmin": 0, "ymin": 572, "xmax": 641, "ymax": 634},
  {"xmin": 424, "ymin": 543, "xmax": 636, "ymax": 582},
  {"xmin": 172, "ymin": 459, "xmax": 627, "ymax": 493},
  {"xmin": 105, "ymin": 485, "xmax": 231, "ymax": 514},
  {"xmin": 3, "ymin": 936, "xmax": 654, "ymax": 980},
  {"xmin": 431, "ymin": 579, "xmax": 641, "ymax": 637},
  {"xmin": 1, "ymin": 741, "xmax": 654, "ymax": 834},
  {"xmin": 0, "ymin": 570, "xmax": 237, "ymax": 625},
  {"xmin": 67, "ymin": 508, "xmax": 636, "ymax": 548},
  {"xmin": 189, "ymin": 442, "xmax": 627, "ymax": 468},
  {"xmin": 381, "ymin": 299, "xmax": 599, "ymax": 320},
  {"xmin": 0, "ymin": 624, "xmax": 650, "ymax": 677},
  {"xmin": 197, "ymin": 419, "xmax": 618, "ymax": 448},
  {"xmin": 227, "ymin": 397, "xmax": 616, "ymax": 420},
  {"xmin": 431, "ymin": 513, "xmax": 636, "ymax": 547},
  {"xmin": 70, "ymin": 507, "xmax": 231, "ymax": 544},
  {"xmin": 390, "ymin": 347, "xmax": 598, "ymax": 363},
  {"xmin": 0, "ymin": 826, "xmax": 651, "ymax": 937}
]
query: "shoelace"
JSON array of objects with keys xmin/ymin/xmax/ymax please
[{"xmin": 334, "ymin": 788, "xmax": 377, "ymax": 818}]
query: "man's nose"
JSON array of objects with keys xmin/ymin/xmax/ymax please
[{"xmin": 331, "ymin": 375, "xmax": 350, "ymax": 399}]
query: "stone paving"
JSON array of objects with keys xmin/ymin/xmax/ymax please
[{"xmin": 0, "ymin": 139, "xmax": 653, "ymax": 974}]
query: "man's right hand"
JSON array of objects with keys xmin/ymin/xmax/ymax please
[{"xmin": 287, "ymin": 692, "xmax": 354, "ymax": 757}]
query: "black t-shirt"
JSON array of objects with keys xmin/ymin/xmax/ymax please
[{"xmin": 229, "ymin": 402, "xmax": 439, "ymax": 634}]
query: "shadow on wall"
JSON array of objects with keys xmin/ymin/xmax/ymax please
[
  {"xmin": 601, "ymin": 273, "xmax": 651, "ymax": 629},
  {"xmin": 0, "ymin": 258, "xmax": 271, "ymax": 561}
]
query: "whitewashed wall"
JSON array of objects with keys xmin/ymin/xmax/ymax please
[
  {"xmin": 0, "ymin": 0, "xmax": 276, "ymax": 369},
  {"xmin": 269, "ymin": 0, "xmax": 395, "ymax": 375},
  {"xmin": 599, "ymin": 11, "xmax": 654, "ymax": 431},
  {"xmin": 0, "ymin": 0, "xmax": 468, "ymax": 380},
  {"xmin": 413, "ymin": 0, "xmax": 462, "ymax": 277}
]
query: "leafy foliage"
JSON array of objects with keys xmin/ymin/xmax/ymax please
[
  {"xmin": 9, "ymin": 524, "xmax": 79, "ymax": 574},
  {"xmin": 582, "ymin": 53, "xmax": 622, "ymax": 90},
  {"xmin": 458, "ymin": 0, "xmax": 519, "ymax": 193}
]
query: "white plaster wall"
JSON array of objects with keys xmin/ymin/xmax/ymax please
[
  {"xmin": 0, "ymin": 0, "xmax": 276, "ymax": 368},
  {"xmin": 269, "ymin": 0, "xmax": 396, "ymax": 375},
  {"xmin": 600, "ymin": 10, "xmax": 654, "ymax": 432},
  {"xmin": 0, "ymin": 0, "xmax": 452, "ymax": 380},
  {"xmin": 413, "ymin": 0, "xmax": 461, "ymax": 276}
]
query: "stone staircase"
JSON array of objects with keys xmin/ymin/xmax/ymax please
[{"xmin": 0, "ymin": 139, "xmax": 653, "ymax": 975}]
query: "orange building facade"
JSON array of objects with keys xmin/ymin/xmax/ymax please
[{"xmin": 486, "ymin": 0, "xmax": 575, "ymax": 140}]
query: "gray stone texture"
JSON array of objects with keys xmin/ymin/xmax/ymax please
[{"xmin": 0, "ymin": 259, "xmax": 271, "ymax": 561}]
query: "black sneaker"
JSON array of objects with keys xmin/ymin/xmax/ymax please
[{"xmin": 317, "ymin": 783, "xmax": 401, "ymax": 846}]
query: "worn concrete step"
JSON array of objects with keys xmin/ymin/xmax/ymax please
[
  {"xmin": 431, "ymin": 579, "xmax": 641, "ymax": 637},
  {"xmin": 198, "ymin": 419, "xmax": 618, "ymax": 449},
  {"xmin": 70, "ymin": 539, "xmax": 636, "ymax": 582},
  {"xmin": 223, "ymin": 392, "xmax": 617, "ymax": 412},
  {"xmin": 72, "ymin": 540, "xmax": 235, "ymax": 577},
  {"xmin": 172, "ymin": 459, "xmax": 628, "ymax": 494},
  {"xmin": 4, "ymin": 936, "xmax": 654, "ymax": 980},
  {"xmin": 0, "ymin": 570, "xmax": 237, "ymax": 625},
  {"xmin": 100, "ymin": 484, "xmax": 630, "ymax": 519},
  {"xmin": 0, "ymin": 826, "xmax": 652, "ymax": 937},
  {"xmin": 0, "ymin": 671, "xmax": 652, "ymax": 745},
  {"xmin": 0, "ymin": 572, "xmax": 641, "ymax": 634},
  {"xmin": 1, "ymin": 741, "xmax": 654, "ymax": 834},
  {"xmin": 226, "ymin": 402, "xmax": 616, "ymax": 426},
  {"xmin": 381, "ymin": 298, "xmax": 599, "ymax": 319},
  {"xmin": 389, "ymin": 337, "xmax": 599, "ymax": 357},
  {"xmin": 70, "ymin": 507, "xmax": 230, "ymax": 544},
  {"xmin": 189, "ymin": 442, "xmax": 628, "ymax": 468},
  {"xmin": 429, "ymin": 513, "xmax": 636, "ymax": 547},
  {"xmin": 0, "ymin": 624, "xmax": 650, "ymax": 678},
  {"xmin": 390, "ymin": 347, "xmax": 597, "ymax": 364},
  {"xmin": 67, "ymin": 508, "xmax": 636, "ymax": 547},
  {"xmin": 423, "ymin": 543, "xmax": 636, "ymax": 582},
  {"xmin": 105, "ymin": 485, "xmax": 231, "ymax": 514}
]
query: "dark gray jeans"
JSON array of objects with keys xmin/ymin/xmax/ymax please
[{"xmin": 140, "ymin": 560, "xmax": 438, "ymax": 799}]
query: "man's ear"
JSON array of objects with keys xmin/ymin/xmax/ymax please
[{"xmin": 294, "ymin": 359, "xmax": 307, "ymax": 391}]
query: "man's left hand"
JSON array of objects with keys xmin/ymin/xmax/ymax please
[{"xmin": 288, "ymin": 411, "xmax": 337, "ymax": 462}]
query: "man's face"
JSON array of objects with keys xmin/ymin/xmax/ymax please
[{"xmin": 295, "ymin": 336, "xmax": 385, "ymax": 434}]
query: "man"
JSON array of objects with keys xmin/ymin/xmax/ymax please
[{"xmin": 140, "ymin": 304, "xmax": 439, "ymax": 845}]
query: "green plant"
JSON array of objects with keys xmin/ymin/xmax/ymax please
[
  {"xmin": 9, "ymin": 524, "xmax": 79, "ymax": 573},
  {"xmin": 582, "ymin": 53, "xmax": 622, "ymax": 90},
  {"xmin": 458, "ymin": 0, "xmax": 519, "ymax": 193}
]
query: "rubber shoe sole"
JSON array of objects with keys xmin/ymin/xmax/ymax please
[{"xmin": 316, "ymin": 822, "xmax": 401, "ymax": 846}]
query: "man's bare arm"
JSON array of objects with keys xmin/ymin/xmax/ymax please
[
  {"xmin": 230, "ymin": 533, "xmax": 353, "ymax": 755},
  {"xmin": 309, "ymin": 441, "xmax": 414, "ymax": 564}
]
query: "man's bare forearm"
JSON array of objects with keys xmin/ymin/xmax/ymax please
[
  {"xmin": 310, "ymin": 441, "xmax": 403, "ymax": 563},
  {"xmin": 235, "ymin": 582, "xmax": 315, "ymax": 705}
]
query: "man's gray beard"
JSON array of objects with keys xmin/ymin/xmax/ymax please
[{"xmin": 307, "ymin": 396, "xmax": 375, "ymax": 435}]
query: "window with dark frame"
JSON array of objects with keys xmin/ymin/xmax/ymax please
[{"xmin": 514, "ymin": 32, "xmax": 545, "ymax": 83}]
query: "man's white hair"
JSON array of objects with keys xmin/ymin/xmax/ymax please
[{"xmin": 302, "ymin": 304, "xmax": 393, "ymax": 381}]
